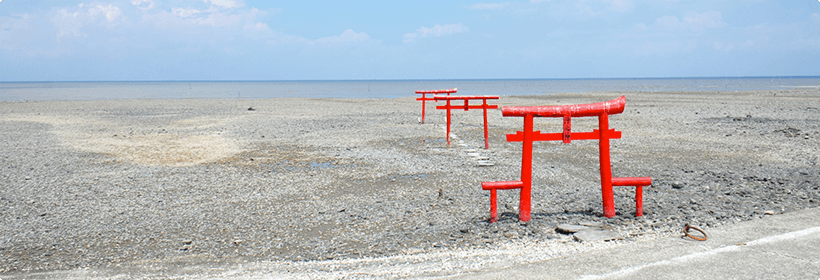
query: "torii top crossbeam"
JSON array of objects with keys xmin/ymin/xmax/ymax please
[{"xmin": 502, "ymin": 95, "xmax": 625, "ymax": 118}]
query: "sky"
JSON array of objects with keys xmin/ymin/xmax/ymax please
[{"xmin": 1, "ymin": 0, "xmax": 819, "ymax": 81}]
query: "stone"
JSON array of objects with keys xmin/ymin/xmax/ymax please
[
  {"xmin": 764, "ymin": 210, "xmax": 775, "ymax": 215},
  {"xmin": 556, "ymin": 224, "xmax": 590, "ymax": 234},
  {"xmin": 573, "ymin": 230, "xmax": 621, "ymax": 242},
  {"xmin": 671, "ymin": 181, "xmax": 685, "ymax": 189},
  {"xmin": 476, "ymin": 161, "xmax": 495, "ymax": 167}
]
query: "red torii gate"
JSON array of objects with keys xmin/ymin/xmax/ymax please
[
  {"xmin": 415, "ymin": 88, "xmax": 457, "ymax": 124},
  {"xmin": 481, "ymin": 96, "xmax": 651, "ymax": 222},
  {"xmin": 434, "ymin": 95, "xmax": 499, "ymax": 149}
]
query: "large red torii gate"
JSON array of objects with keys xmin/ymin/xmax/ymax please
[{"xmin": 482, "ymin": 96, "xmax": 651, "ymax": 222}]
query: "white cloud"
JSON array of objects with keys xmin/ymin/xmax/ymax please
[
  {"xmin": 172, "ymin": 8, "xmax": 202, "ymax": 18},
  {"xmin": 313, "ymin": 29, "xmax": 371, "ymax": 46},
  {"xmin": 203, "ymin": 0, "xmax": 245, "ymax": 9},
  {"xmin": 655, "ymin": 10, "xmax": 725, "ymax": 31},
  {"xmin": 131, "ymin": 0, "xmax": 154, "ymax": 11},
  {"xmin": 469, "ymin": 3, "xmax": 510, "ymax": 10},
  {"xmin": 148, "ymin": 6, "xmax": 266, "ymax": 29},
  {"xmin": 682, "ymin": 10, "xmax": 726, "ymax": 31},
  {"xmin": 403, "ymin": 23, "xmax": 469, "ymax": 42},
  {"xmin": 242, "ymin": 22, "xmax": 306, "ymax": 44},
  {"xmin": 52, "ymin": 3, "xmax": 125, "ymax": 40}
]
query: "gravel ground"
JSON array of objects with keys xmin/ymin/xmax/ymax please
[{"xmin": 1, "ymin": 89, "xmax": 820, "ymax": 278}]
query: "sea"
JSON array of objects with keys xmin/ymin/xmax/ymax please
[{"xmin": 1, "ymin": 77, "xmax": 819, "ymax": 102}]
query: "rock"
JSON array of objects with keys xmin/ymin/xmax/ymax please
[
  {"xmin": 764, "ymin": 210, "xmax": 775, "ymax": 215},
  {"xmin": 671, "ymin": 181, "xmax": 685, "ymax": 189},
  {"xmin": 556, "ymin": 224, "xmax": 590, "ymax": 234},
  {"xmin": 573, "ymin": 230, "xmax": 621, "ymax": 242}
]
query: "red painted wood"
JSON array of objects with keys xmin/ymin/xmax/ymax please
[
  {"xmin": 612, "ymin": 177, "xmax": 652, "ymax": 186},
  {"xmin": 415, "ymin": 88, "xmax": 456, "ymax": 124},
  {"xmin": 433, "ymin": 95, "xmax": 499, "ymax": 149},
  {"xmin": 483, "ymin": 95, "xmax": 651, "ymax": 222},
  {"xmin": 416, "ymin": 88, "xmax": 457, "ymax": 94},
  {"xmin": 502, "ymin": 95, "xmax": 625, "ymax": 118},
  {"xmin": 482, "ymin": 181, "xmax": 524, "ymax": 190}
]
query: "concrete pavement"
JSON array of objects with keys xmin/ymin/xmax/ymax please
[{"xmin": 451, "ymin": 206, "xmax": 820, "ymax": 279}]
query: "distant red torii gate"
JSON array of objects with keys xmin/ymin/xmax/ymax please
[
  {"xmin": 434, "ymin": 95, "xmax": 499, "ymax": 149},
  {"xmin": 481, "ymin": 96, "xmax": 651, "ymax": 222},
  {"xmin": 415, "ymin": 88, "xmax": 456, "ymax": 124}
]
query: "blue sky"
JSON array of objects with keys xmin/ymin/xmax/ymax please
[{"xmin": 1, "ymin": 0, "xmax": 819, "ymax": 81}]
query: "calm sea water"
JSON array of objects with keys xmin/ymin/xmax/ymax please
[{"xmin": 1, "ymin": 77, "xmax": 819, "ymax": 102}]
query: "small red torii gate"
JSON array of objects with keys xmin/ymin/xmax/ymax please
[
  {"xmin": 434, "ymin": 95, "xmax": 499, "ymax": 149},
  {"xmin": 415, "ymin": 88, "xmax": 456, "ymax": 124},
  {"xmin": 481, "ymin": 96, "xmax": 651, "ymax": 222}
]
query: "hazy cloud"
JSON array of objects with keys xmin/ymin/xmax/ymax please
[
  {"xmin": 203, "ymin": 0, "xmax": 245, "ymax": 9},
  {"xmin": 53, "ymin": 3, "xmax": 125, "ymax": 40},
  {"xmin": 656, "ymin": 11, "xmax": 726, "ymax": 31},
  {"xmin": 713, "ymin": 41, "xmax": 735, "ymax": 52},
  {"xmin": 573, "ymin": 0, "xmax": 633, "ymax": 16},
  {"xmin": 469, "ymin": 3, "xmax": 510, "ymax": 10},
  {"xmin": 403, "ymin": 23, "xmax": 469, "ymax": 42},
  {"xmin": 131, "ymin": 0, "xmax": 154, "ymax": 10},
  {"xmin": 313, "ymin": 29, "xmax": 372, "ymax": 46},
  {"xmin": 147, "ymin": 6, "xmax": 267, "ymax": 29}
]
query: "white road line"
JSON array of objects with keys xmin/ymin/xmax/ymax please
[{"xmin": 579, "ymin": 226, "xmax": 820, "ymax": 280}]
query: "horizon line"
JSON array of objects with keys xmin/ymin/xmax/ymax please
[{"xmin": 1, "ymin": 75, "xmax": 819, "ymax": 83}]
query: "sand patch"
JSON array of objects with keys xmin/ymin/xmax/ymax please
[{"xmin": 3, "ymin": 114, "xmax": 240, "ymax": 166}]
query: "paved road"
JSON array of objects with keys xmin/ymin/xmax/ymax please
[{"xmin": 451, "ymin": 207, "xmax": 820, "ymax": 280}]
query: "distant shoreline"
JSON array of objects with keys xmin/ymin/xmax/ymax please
[
  {"xmin": 1, "ymin": 78, "xmax": 819, "ymax": 103},
  {"xmin": 2, "ymin": 75, "xmax": 820, "ymax": 83}
]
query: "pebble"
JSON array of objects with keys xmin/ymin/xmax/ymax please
[
  {"xmin": 671, "ymin": 181, "xmax": 685, "ymax": 189},
  {"xmin": 3, "ymin": 92, "xmax": 820, "ymax": 276},
  {"xmin": 764, "ymin": 210, "xmax": 775, "ymax": 215}
]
